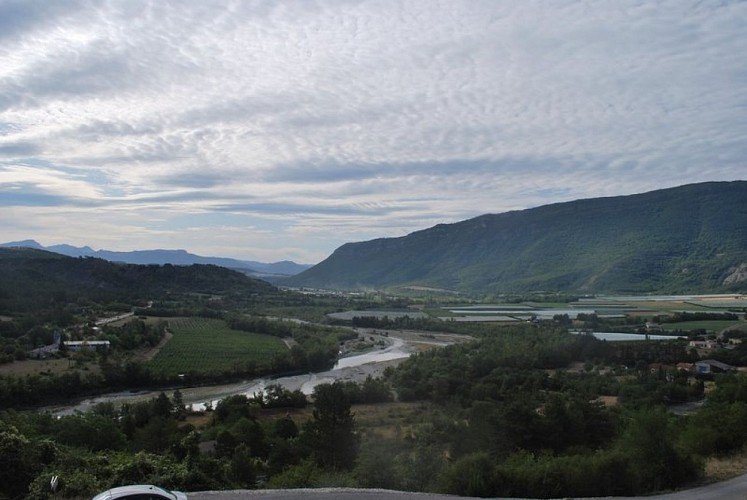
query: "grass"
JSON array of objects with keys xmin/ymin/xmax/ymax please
[
  {"xmin": 660, "ymin": 320, "xmax": 742, "ymax": 333},
  {"xmin": 148, "ymin": 317, "xmax": 287, "ymax": 377},
  {"xmin": 704, "ymin": 448, "xmax": 747, "ymax": 483},
  {"xmin": 628, "ymin": 300, "xmax": 713, "ymax": 312}
]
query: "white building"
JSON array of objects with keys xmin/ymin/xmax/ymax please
[{"xmin": 64, "ymin": 340, "xmax": 111, "ymax": 352}]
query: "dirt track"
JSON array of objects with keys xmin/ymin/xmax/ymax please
[{"xmin": 139, "ymin": 330, "xmax": 173, "ymax": 361}]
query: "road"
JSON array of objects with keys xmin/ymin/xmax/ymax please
[
  {"xmin": 94, "ymin": 311, "xmax": 135, "ymax": 325},
  {"xmin": 187, "ymin": 474, "xmax": 747, "ymax": 500},
  {"xmin": 189, "ymin": 489, "xmax": 501, "ymax": 500},
  {"xmin": 638, "ymin": 472, "xmax": 747, "ymax": 500}
]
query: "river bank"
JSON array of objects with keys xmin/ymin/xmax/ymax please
[{"xmin": 51, "ymin": 328, "xmax": 471, "ymax": 415}]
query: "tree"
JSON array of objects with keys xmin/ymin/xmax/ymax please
[
  {"xmin": 230, "ymin": 443, "xmax": 257, "ymax": 487},
  {"xmin": 133, "ymin": 416, "xmax": 180, "ymax": 453},
  {"xmin": 215, "ymin": 429, "xmax": 238, "ymax": 459},
  {"xmin": 303, "ymin": 382, "xmax": 358, "ymax": 470},
  {"xmin": 231, "ymin": 417, "xmax": 266, "ymax": 457},
  {"xmin": 0, "ymin": 425, "xmax": 38, "ymax": 499},
  {"xmin": 53, "ymin": 413, "xmax": 126, "ymax": 451},
  {"xmin": 172, "ymin": 389, "xmax": 187, "ymax": 420},
  {"xmin": 273, "ymin": 415, "xmax": 299, "ymax": 440},
  {"xmin": 354, "ymin": 438, "xmax": 401, "ymax": 489},
  {"xmin": 617, "ymin": 407, "xmax": 700, "ymax": 493},
  {"xmin": 153, "ymin": 392, "xmax": 172, "ymax": 418},
  {"xmin": 213, "ymin": 395, "xmax": 252, "ymax": 425}
]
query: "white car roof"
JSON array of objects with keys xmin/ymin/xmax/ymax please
[{"xmin": 92, "ymin": 484, "xmax": 186, "ymax": 500}]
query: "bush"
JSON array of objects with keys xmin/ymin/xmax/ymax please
[{"xmin": 439, "ymin": 452, "xmax": 496, "ymax": 497}]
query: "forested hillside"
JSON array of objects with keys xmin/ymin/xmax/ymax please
[
  {"xmin": 0, "ymin": 247, "xmax": 275, "ymax": 315},
  {"xmin": 288, "ymin": 181, "xmax": 747, "ymax": 294}
]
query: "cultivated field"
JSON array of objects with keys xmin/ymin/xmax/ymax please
[
  {"xmin": 149, "ymin": 317, "xmax": 287, "ymax": 377},
  {"xmin": 661, "ymin": 320, "xmax": 742, "ymax": 333}
]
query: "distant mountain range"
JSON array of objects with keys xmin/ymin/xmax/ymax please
[
  {"xmin": 287, "ymin": 181, "xmax": 747, "ymax": 295},
  {"xmin": 0, "ymin": 240, "xmax": 310, "ymax": 278}
]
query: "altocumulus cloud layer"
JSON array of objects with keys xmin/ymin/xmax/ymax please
[{"xmin": 0, "ymin": 0, "xmax": 745, "ymax": 262}]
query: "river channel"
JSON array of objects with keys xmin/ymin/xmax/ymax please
[
  {"xmin": 52, "ymin": 329, "xmax": 465, "ymax": 416},
  {"xmin": 50, "ymin": 326, "xmax": 689, "ymax": 415}
]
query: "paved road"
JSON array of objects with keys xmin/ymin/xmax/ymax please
[
  {"xmin": 188, "ymin": 474, "xmax": 747, "ymax": 500},
  {"xmin": 638, "ymin": 472, "xmax": 747, "ymax": 500},
  {"xmin": 189, "ymin": 489, "xmax": 491, "ymax": 500}
]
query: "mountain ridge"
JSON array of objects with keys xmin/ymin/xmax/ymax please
[
  {"xmin": 0, "ymin": 241, "xmax": 310, "ymax": 278},
  {"xmin": 286, "ymin": 181, "xmax": 747, "ymax": 294}
]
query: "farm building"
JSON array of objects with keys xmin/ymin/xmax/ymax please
[
  {"xmin": 689, "ymin": 339, "xmax": 718, "ymax": 349},
  {"xmin": 694, "ymin": 359, "xmax": 735, "ymax": 374},
  {"xmin": 64, "ymin": 340, "xmax": 111, "ymax": 352}
]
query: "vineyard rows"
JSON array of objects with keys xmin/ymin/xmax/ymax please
[{"xmin": 149, "ymin": 317, "xmax": 287, "ymax": 377}]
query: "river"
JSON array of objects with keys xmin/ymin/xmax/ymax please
[
  {"xmin": 51, "ymin": 327, "xmax": 685, "ymax": 415},
  {"xmin": 51, "ymin": 329, "xmax": 457, "ymax": 416}
]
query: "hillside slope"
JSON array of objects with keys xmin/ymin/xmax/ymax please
[
  {"xmin": 287, "ymin": 181, "xmax": 747, "ymax": 294},
  {"xmin": 0, "ymin": 248, "xmax": 276, "ymax": 314}
]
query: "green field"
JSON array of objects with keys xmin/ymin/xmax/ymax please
[
  {"xmin": 149, "ymin": 317, "xmax": 287, "ymax": 377},
  {"xmin": 660, "ymin": 320, "xmax": 743, "ymax": 333}
]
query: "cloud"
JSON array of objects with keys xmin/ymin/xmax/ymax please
[
  {"xmin": 0, "ymin": 0, "xmax": 84, "ymax": 42},
  {"xmin": 0, "ymin": 142, "xmax": 39, "ymax": 157},
  {"xmin": 0, "ymin": 0, "xmax": 745, "ymax": 262}
]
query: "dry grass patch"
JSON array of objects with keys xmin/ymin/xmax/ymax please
[
  {"xmin": 408, "ymin": 341, "xmax": 440, "ymax": 352},
  {"xmin": 703, "ymin": 380, "xmax": 717, "ymax": 394},
  {"xmin": 259, "ymin": 405, "xmax": 314, "ymax": 422},
  {"xmin": 353, "ymin": 401, "xmax": 431, "ymax": 439},
  {"xmin": 597, "ymin": 395, "xmax": 619, "ymax": 407},
  {"xmin": 184, "ymin": 399, "xmax": 431, "ymax": 441},
  {"xmin": 182, "ymin": 413, "xmax": 212, "ymax": 428},
  {"xmin": 0, "ymin": 357, "xmax": 100, "ymax": 377},
  {"xmin": 704, "ymin": 448, "xmax": 747, "ymax": 482}
]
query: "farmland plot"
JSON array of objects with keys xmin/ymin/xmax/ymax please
[
  {"xmin": 661, "ymin": 320, "xmax": 741, "ymax": 334},
  {"xmin": 149, "ymin": 317, "xmax": 287, "ymax": 377}
]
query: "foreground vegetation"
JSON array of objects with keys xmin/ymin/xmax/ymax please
[
  {"xmin": 4, "ymin": 320, "xmax": 747, "ymax": 499},
  {"xmin": 2, "ymin": 247, "xmax": 747, "ymax": 498}
]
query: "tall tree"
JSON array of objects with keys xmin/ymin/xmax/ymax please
[{"xmin": 303, "ymin": 382, "xmax": 358, "ymax": 470}]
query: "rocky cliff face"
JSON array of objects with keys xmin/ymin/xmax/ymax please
[{"xmin": 724, "ymin": 263, "xmax": 747, "ymax": 285}]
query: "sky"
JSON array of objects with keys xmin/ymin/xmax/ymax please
[{"xmin": 1, "ymin": 0, "xmax": 745, "ymax": 264}]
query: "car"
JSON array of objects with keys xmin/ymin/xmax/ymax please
[{"xmin": 91, "ymin": 484, "xmax": 188, "ymax": 500}]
